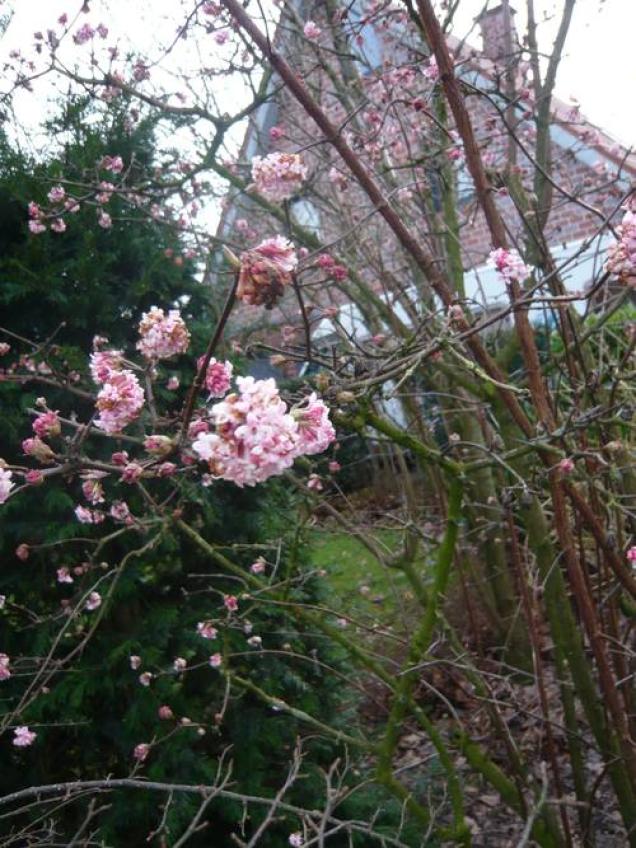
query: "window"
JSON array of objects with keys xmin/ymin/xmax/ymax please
[{"xmin": 290, "ymin": 198, "xmax": 321, "ymax": 234}]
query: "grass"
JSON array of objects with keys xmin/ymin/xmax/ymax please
[{"xmin": 308, "ymin": 527, "xmax": 424, "ymax": 627}]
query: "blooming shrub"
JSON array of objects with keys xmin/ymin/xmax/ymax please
[
  {"xmin": 251, "ymin": 152, "xmax": 307, "ymax": 202},
  {"xmin": 237, "ymin": 236, "xmax": 298, "ymax": 307}
]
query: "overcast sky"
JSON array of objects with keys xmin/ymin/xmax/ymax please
[
  {"xmin": 2, "ymin": 0, "xmax": 633, "ymax": 147},
  {"xmin": 450, "ymin": 0, "xmax": 635, "ymax": 146}
]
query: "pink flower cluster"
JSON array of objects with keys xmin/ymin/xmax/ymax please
[
  {"xmin": 95, "ymin": 370, "xmax": 145, "ymax": 434},
  {"xmin": 22, "ymin": 437, "xmax": 55, "ymax": 464},
  {"xmin": 292, "ymin": 393, "xmax": 336, "ymax": 454},
  {"xmin": 0, "ymin": 653, "xmax": 10, "ymax": 681},
  {"xmin": 606, "ymin": 199, "xmax": 636, "ymax": 285},
  {"xmin": 137, "ymin": 306, "xmax": 190, "ymax": 360},
  {"xmin": 197, "ymin": 357, "xmax": 233, "ymax": 397},
  {"xmin": 13, "ymin": 726, "xmax": 36, "ymax": 747},
  {"xmin": 251, "ymin": 152, "xmax": 307, "ymax": 202},
  {"xmin": 0, "ymin": 468, "xmax": 14, "ymax": 504},
  {"xmin": 32, "ymin": 411, "xmax": 61, "ymax": 439},
  {"xmin": 100, "ymin": 155, "xmax": 124, "ymax": 173},
  {"xmin": 423, "ymin": 55, "xmax": 439, "ymax": 82},
  {"xmin": 238, "ymin": 236, "xmax": 297, "ymax": 308},
  {"xmin": 489, "ymin": 248, "xmax": 532, "ymax": 284},
  {"xmin": 192, "ymin": 377, "xmax": 335, "ymax": 487},
  {"xmin": 90, "ymin": 349, "xmax": 123, "ymax": 383},
  {"xmin": 303, "ymin": 21, "xmax": 321, "ymax": 39},
  {"xmin": 316, "ymin": 254, "xmax": 348, "ymax": 281},
  {"xmin": 75, "ymin": 505, "xmax": 105, "ymax": 524}
]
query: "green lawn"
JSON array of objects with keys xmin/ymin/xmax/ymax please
[{"xmin": 309, "ymin": 527, "xmax": 424, "ymax": 628}]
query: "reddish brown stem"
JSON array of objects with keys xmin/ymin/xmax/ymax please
[{"xmin": 179, "ymin": 271, "xmax": 239, "ymax": 441}]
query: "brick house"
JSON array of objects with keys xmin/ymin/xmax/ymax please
[{"xmin": 215, "ymin": 2, "xmax": 635, "ymax": 352}]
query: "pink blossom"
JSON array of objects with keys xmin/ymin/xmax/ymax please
[
  {"xmin": 224, "ymin": 595, "xmax": 238, "ymax": 612},
  {"xmin": 251, "ymin": 152, "xmax": 307, "ymax": 202},
  {"xmin": 139, "ymin": 672, "xmax": 153, "ymax": 686},
  {"xmin": 25, "ymin": 469, "xmax": 44, "ymax": 486},
  {"xmin": 0, "ymin": 653, "xmax": 11, "ymax": 681},
  {"xmin": 85, "ymin": 591, "xmax": 102, "ymax": 611},
  {"xmin": 50, "ymin": 218, "xmax": 66, "ymax": 233},
  {"xmin": 193, "ymin": 378, "xmax": 334, "ymax": 486},
  {"xmin": 250, "ymin": 558, "xmax": 266, "ymax": 574},
  {"xmin": 95, "ymin": 371, "xmax": 144, "ymax": 434},
  {"xmin": 32, "ymin": 412, "xmax": 62, "ymax": 439},
  {"xmin": 247, "ymin": 635, "xmax": 262, "ymax": 648},
  {"xmin": 130, "ymin": 655, "xmax": 142, "ymax": 670},
  {"xmin": 167, "ymin": 376, "xmax": 180, "ymax": 390},
  {"xmin": 606, "ymin": 199, "xmax": 636, "ymax": 285},
  {"xmin": 132, "ymin": 60, "xmax": 150, "ymax": 81},
  {"xmin": 328, "ymin": 461, "xmax": 341, "ymax": 473},
  {"xmin": 328, "ymin": 167, "xmax": 347, "ymax": 190},
  {"xmin": 0, "ymin": 468, "xmax": 14, "ymax": 504},
  {"xmin": 100, "ymin": 155, "xmax": 124, "ymax": 173},
  {"xmin": 28, "ymin": 201, "xmax": 41, "ymax": 219},
  {"xmin": 97, "ymin": 210, "xmax": 112, "ymax": 229},
  {"xmin": 56, "ymin": 567, "xmax": 74, "ymax": 584},
  {"xmin": 137, "ymin": 306, "xmax": 190, "ymax": 360},
  {"xmin": 209, "ymin": 653, "xmax": 222, "ymax": 668},
  {"xmin": 121, "ymin": 462, "xmax": 144, "ymax": 483},
  {"xmin": 110, "ymin": 500, "xmax": 132, "ymax": 523},
  {"xmin": 559, "ymin": 458, "xmax": 575, "ymax": 474},
  {"xmin": 289, "ymin": 833, "xmax": 304, "ymax": 847},
  {"xmin": 192, "ymin": 377, "xmax": 300, "ymax": 486},
  {"xmin": 156, "ymin": 462, "xmax": 177, "ymax": 477},
  {"xmin": 173, "ymin": 657, "xmax": 187, "ymax": 672},
  {"xmin": 16, "ymin": 543, "xmax": 30, "ymax": 561},
  {"xmin": 269, "ymin": 126, "xmax": 285, "ymax": 141},
  {"xmin": 111, "ymin": 451, "xmax": 129, "ymax": 466},
  {"xmin": 238, "ymin": 237, "xmax": 297, "ymax": 308},
  {"xmin": 307, "ymin": 474, "xmax": 323, "ymax": 491},
  {"xmin": 89, "ymin": 349, "xmax": 123, "ymax": 383},
  {"xmin": 317, "ymin": 254, "xmax": 335, "ymax": 269},
  {"xmin": 82, "ymin": 479, "xmax": 105, "ymax": 505},
  {"xmin": 627, "ymin": 547, "xmax": 636, "ymax": 563},
  {"xmin": 489, "ymin": 248, "xmax": 532, "ymax": 284},
  {"xmin": 47, "ymin": 185, "xmax": 65, "ymax": 203},
  {"xmin": 331, "ymin": 265, "xmax": 348, "ymax": 281},
  {"xmin": 96, "ymin": 181, "xmax": 115, "ymax": 204},
  {"xmin": 22, "ymin": 437, "xmax": 55, "ymax": 463},
  {"xmin": 65, "ymin": 198, "xmax": 80, "ymax": 213},
  {"xmin": 292, "ymin": 394, "xmax": 336, "ymax": 455},
  {"xmin": 144, "ymin": 435, "xmax": 173, "ymax": 456},
  {"xmin": 0, "ymin": 342, "xmax": 10, "ymax": 355},
  {"xmin": 158, "ymin": 705, "xmax": 174, "ymax": 720},
  {"xmin": 133, "ymin": 742, "xmax": 150, "ymax": 762},
  {"xmin": 423, "ymin": 55, "xmax": 439, "ymax": 81},
  {"xmin": 13, "ymin": 726, "xmax": 37, "ymax": 747},
  {"xmin": 73, "ymin": 23, "xmax": 95, "ymax": 44},
  {"xmin": 75, "ymin": 505, "xmax": 105, "ymax": 525},
  {"xmin": 188, "ymin": 419, "xmax": 210, "ymax": 439},
  {"xmin": 197, "ymin": 621, "xmax": 218, "ymax": 640},
  {"xmin": 197, "ymin": 357, "xmax": 233, "ymax": 397},
  {"xmin": 303, "ymin": 20, "xmax": 321, "ymax": 39},
  {"xmin": 28, "ymin": 220, "xmax": 46, "ymax": 235}
]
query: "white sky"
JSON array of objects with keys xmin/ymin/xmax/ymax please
[
  {"xmin": 451, "ymin": 0, "xmax": 636, "ymax": 147},
  {"xmin": 1, "ymin": 0, "xmax": 633, "ymax": 158}
]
